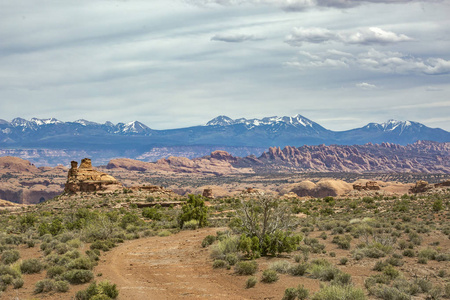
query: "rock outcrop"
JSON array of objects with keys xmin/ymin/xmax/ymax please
[
  {"xmin": 65, "ymin": 158, "xmax": 122, "ymax": 193},
  {"xmin": 353, "ymin": 181, "xmax": 380, "ymax": 191},
  {"xmin": 409, "ymin": 180, "xmax": 433, "ymax": 194},
  {"xmin": 202, "ymin": 188, "xmax": 214, "ymax": 199}
]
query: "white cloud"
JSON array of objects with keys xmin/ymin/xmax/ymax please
[
  {"xmin": 286, "ymin": 27, "xmax": 412, "ymax": 46},
  {"xmin": 211, "ymin": 33, "xmax": 263, "ymax": 42},
  {"xmin": 356, "ymin": 82, "xmax": 377, "ymax": 89},
  {"xmin": 286, "ymin": 49, "xmax": 450, "ymax": 75}
]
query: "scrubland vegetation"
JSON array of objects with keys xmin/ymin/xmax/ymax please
[{"xmin": 0, "ymin": 185, "xmax": 449, "ymax": 299}]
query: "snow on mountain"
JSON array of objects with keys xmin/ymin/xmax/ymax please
[
  {"xmin": 73, "ymin": 119, "xmax": 100, "ymax": 126},
  {"xmin": 206, "ymin": 114, "xmax": 317, "ymax": 128},
  {"xmin": 363, "ymin": 120, "xmax": 420, "ymax": 134},
  {"xmin": 121, "ymin": 121, "xmax": 150, "ymax": 134},
  {"xmin": 30, "ymin": 118, "xmax": 63, "ymax": 126}
]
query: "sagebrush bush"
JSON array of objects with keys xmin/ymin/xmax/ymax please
[
  {"xmin": 63, "ymin": 269, "xmax": 94, "ymax": 284},
  {"xmin": 269, "ymin": 260, "xmax": 291, "ymax": 274},
  {"xmin": 34, "ymin": 279, "xmax": 55, "ymax": 293},
  {"xmin": 261, "ymin": 269, "xmax": 279, "ymax": 283},
  {"xmin": 20, "ymin": 258, "xmax": 44, "ymax": 274},
  {"xmin": 234, "ymin": 261, "xmax": 258, "ymax": 275},
  {"xmin": 312, "ymin": 284, "xmax": 366, "ymax": 300},
  {"xmin": 283, "ymin": 287, "xmax": 297, "ymax": 300},
  {"xmin": 67, "ymin": 256, "xmax": 94, "ymax": 270},
  {"xmin": 288, "ymin": 263, "xmax": 308, "ymax": 276},
  {"xmin": 75, "ymin": 280, "xmax": 119, "ymax": 300},
  {"xmin": 201, "ymin": 235, "xmax": 216, "ymax": 248},
  {"xmin": 246, "ymin": 276, "xmax": 257, "ymax": 289},
  {"xmin": 212, "ymin": 259, "xmax": 228, "ymax": 269},
  {"xmin": 1, "ymin": 249, "xmax": 20, "ymax": 265}
]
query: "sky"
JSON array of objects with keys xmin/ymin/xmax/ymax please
[{"xmin": 0, "ymin": 0, "xmax": 449, "ymax": 131}]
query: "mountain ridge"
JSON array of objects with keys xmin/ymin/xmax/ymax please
[{"xmin": 1, "ymin": 115, "xmax": 449, "ymax": 166}]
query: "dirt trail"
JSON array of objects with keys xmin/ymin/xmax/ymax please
[{"xmin": 96, "ymin": 228, "xmax": 313, "ymax": 300}]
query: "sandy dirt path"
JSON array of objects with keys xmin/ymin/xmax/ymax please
[{"xmin": 95, "ymin": 228, "xmax": 316, "ymax": 300}]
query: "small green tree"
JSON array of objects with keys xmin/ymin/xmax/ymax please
[
  {"xmin": 178, "ymin": 194, "xmax": 208, "ymax": 228},
  {"xmin": 231, "ymin": 195, "xmax": 301, "ymax": 256}
]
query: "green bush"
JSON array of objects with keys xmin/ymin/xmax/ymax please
[
  {"xmin": 297, "ymin": 285, "xmax": 310, "ymax": 300},
  {"xmin": 20, "ymin": 258, "xmax": 44, "ymax": 274},
  {"xmin": 261, "ymin": 269, "xmax": 279, "ymax": 283},
  {"xmin": 47, "ymin": 265, "xmax": 66, "ymax": 279},
  {"xmin": 54, "ymin": 280, "xmax": 70, "ymax": 292},
  {"xmin": 269, "ymin": 260, "xmax": 291, "ymax": 274},
  {"xmin": 201, "ymin": 235, "xmax": 216, "ymax": 248},
  {"xmin": 75, "ymin": 280, "xmax": 119, "ymax": 300},
  {"xmin": 312, "ymin": 284, "xmax": 366, "ymax": 300},
  {"xmin": 212, "ymin": 259, "xmax": 229, "ymax": 269},
  {"xmin": 1, "ymin": 250, "xmax": 20, "ymax": 265},
  {"xmin": 142, "ymin": 207, "xmax": 162, "ymax": 221},
  {"xmin": 234, "ymin": 261, "xmax": 258, "ymax": 275},
  {"xmin": 288, "ymin": 263, "xmax": 308, "ymax": 276},
  {"xmin": 225, "ymin": 253, "xmax": 239, "ymax": 266},
  {"xmin": 283, "ymin": 287, "xmax": 298, "ymax": 300},
  {"xmin": 34, "ymin": 279, "xmax": 55, "ymax": 293},
  {"xmin": 370, "ymin": 285, "xmax": 409, "ymax": 300},
  {"xmin": 63, "ymin": 269, "xmax": 94, "ymax": 284},
  {"xmin": 67, "ymin": 256, "xmax": 94, "ymax": 270},
  {"xmin": 182, "ymin": 219, "xmax": 199, "ymax": 230},
  {"xmin": 178, "ymin": 194, "xmax": 208, "ymax": 228},
  {"xmin": 12, "ymin": 277, "xmax": 24, "ymax": 289},
  {"xmin": 246, "ymin": 276, "xmax": 257, "ymax": 289}
]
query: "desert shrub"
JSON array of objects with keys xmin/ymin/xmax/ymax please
[
  {"xmin": 12, "ymin": 277, "xmax": 24, "ymax": 289},
  {"xmin": 47, "ymin": 265, "xmax": 66, "ymax": 279},
  {"xmin": 435, "ymin": 253, "xmax": 450, "ymax": 261},
  {"xmin": 269, "ymin": 260, "xmax": 291, "ymax": 274},
  {"xmin": 334, "ymin": 272, "xmax": 353, "ymax": 286},
  {"xmin": 297, "ymin": 285, "xmax": 310, "ymax": 300},
  {"xmin": 444, "ymin": 283, "xmax": 450, "ymax": 298},
  {"xmin": 418, "ymin": 257, "xmax": 428, "ymax": 264},
  {"xmin": 386, "ymin": 256, "xmax": 404, "ymax": 267},
  {"xmin": 402, "ymin": 249, "xmax": 415, "ymax": 257},
  {"xmin": 415, "ymin": 278, "xmax": 432, "ymax": 293},
  {"xmin": 312, "ymin": 284, "xmax": 366, "ymax": 300},
  {"xmin": 418, "ymin": 248, "xmax": 437, "ymax": 260},
  {"xmin": 288, "ymin": 263, "xmax": 308, "ymax": 276},
  {"xmin": 142, "ymin": 207, "xmax": 162, "ymax": 221},
  {"xmin": 433, "ymin": 199, "xmax": 443, "ymax": 211},
  {"xmin": 331, "ymin": 235, "xmax": 352, "ymax": 250},
  {"xmin": 309, "ymin": 263, "xmax": 340, "ymax": 281},
  {"xmin": 20, "ymin": 258, "xmax": 44, "ymax": 274},
  {"xmin": 212, "ymin": 259, "xmax": 228, "ymax": 269},
  {"xmin": 201, "ymin": 235, "xmax": 216, "ymax": 248},
  {"xmin": 370, "ymin": 285, "xmax": 410, "ymax": 300},
  {"xmin": 54, "ymin": 280, "xmax": 70, "ymax": 292},
  {"xmin": 182, "ymin": 219, "xmax": 199, "ymax": 230},
  {"xmin": 210, "ymin": 235, "xmax": 239, "ymax": 260},
  {"xmin": 98, "ymin": 280, "xmax": 119, "ymax": 299},
  {"xmin": 339, "ymin": 258, "xmax": 348, "ymax": 265},
  {"xmin": 261, "ymin": 269, "xmax": 279, "ymax": 283},
  {"xmin": 246, "ymin": 276, "xmax": 257, "ymax": 289},
  {"xmin": 283, "ymin": 287, "xmax": 298, "ymax": 300},
  {"xmin": 383, "ymin": 265, "xmax": 400, "ymax": 280},
  {"xmin": 90, "ymin": 239, "xmax": 116, "ymax": 251},
  {"xmin": 225, "ymin": 253, "xmax": 239, "ymax": 266},
  {"xmin": 76, "ymin": 280, "xmax": 119, "ymax": 300},
  {"xmin": 178, "ymin": 194, "xmax": 208, "ymax": 228},
  {"xmin": 234, "ymin": 261, "xmax": 258, "ymax": 275},
  {"xmin": 63, "ymin": 269, "xmax": 94, "ymax": 284},
  {"xmin": 1, "ymin": 250, "xmax": 20, "ymax": 265},
  {"xmin": 67, "ymin": 256, "xmax": 94, "ymax": 270},
  {"xmin": 55, "ymin": 242, "xmax": 70, "ymax": 254},
  {"xmin": 119, "ymin": 213, "xmax": 143, "ymax": 230},
  {"xmin": 34, "ymin": 279, "xmax": 55, "ymax": 293}
]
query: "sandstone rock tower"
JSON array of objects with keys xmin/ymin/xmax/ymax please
[{"xmin": 64, "ymin": 158, "xmax": 122, "ymax": 193}]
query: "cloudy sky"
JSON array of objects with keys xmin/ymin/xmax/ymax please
[{"xmin": 1, "ymin": 0, "xmax": 449, "ymax": 131}]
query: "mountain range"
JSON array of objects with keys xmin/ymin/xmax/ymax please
[{"xmin": 1, "ymin": 115, "xmax": 449, "ymax": 166}]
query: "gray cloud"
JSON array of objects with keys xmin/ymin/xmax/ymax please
[
  {"xmin": 211, "ymin": 33, "xmax": 263, "ymax": 42},
  {"xmin": 186, "ymin": 0, "xmax": 433, "ymax": 11},
  {"xmin": 286, "ymin": 49, "xmax": 450, "ymax": 75},
  {"xmin": 286, "ymin": 27, "xmax": 412, "ymax": 46}
]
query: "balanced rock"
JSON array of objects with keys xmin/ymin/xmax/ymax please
[{"xmin": 65, "ymin": 158, "xmax": 122, "ymax": 193}]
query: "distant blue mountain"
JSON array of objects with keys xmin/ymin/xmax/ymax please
[{"xmin": 0, "ymin": 115, "xmax": 449, "ymax": 165}]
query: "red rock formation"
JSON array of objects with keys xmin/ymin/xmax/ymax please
[{"xmin": 65, "ymin": 158, "xmax": 122, "ymax": 193}]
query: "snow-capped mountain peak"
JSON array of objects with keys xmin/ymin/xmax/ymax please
[
  {"xmin": 74, "ymin": 119, "xmax": 100, "ymax": 126},
  {"xmin": 31, "ymin": 118, "xmax": 63, "ymax": 126},
  {"xmin": 206, "ymin": 116, "xmax": 234, "ymax": 126},
  {"xmin": 206, "ymin": 114, "xmax": 316, "ymax": 128},
  {"xmin": 121, "ymin": 121, "xmax": 150, "ymax": 133}
]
